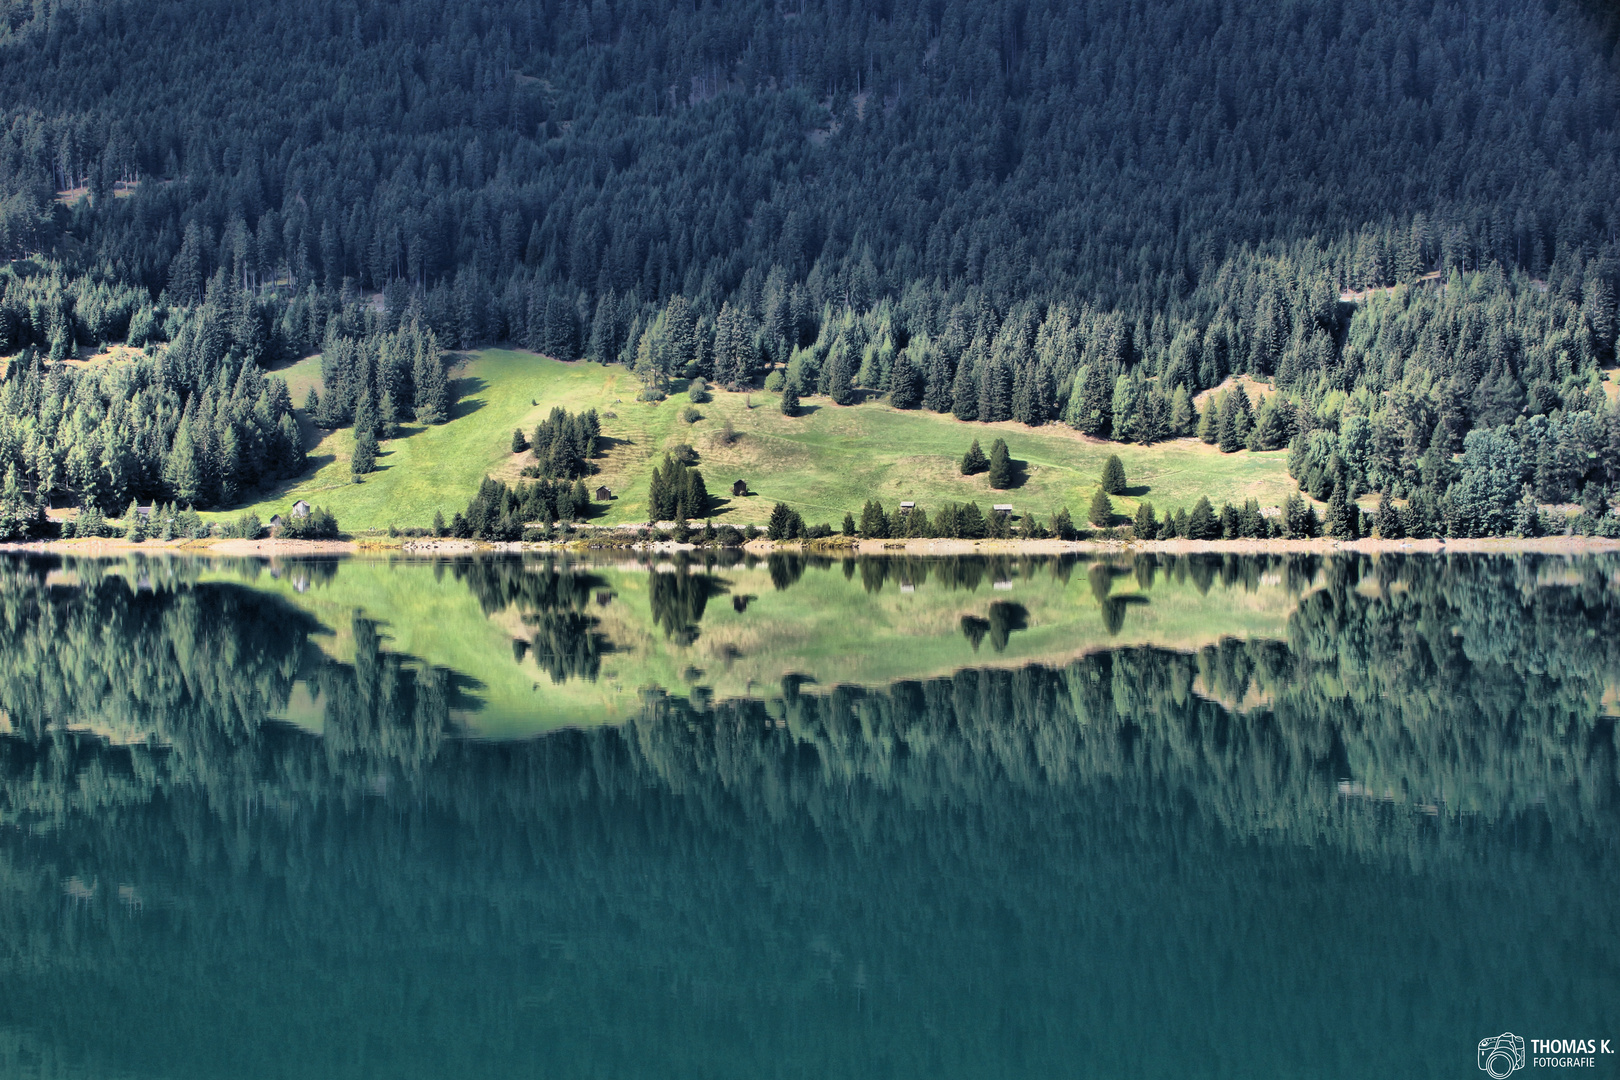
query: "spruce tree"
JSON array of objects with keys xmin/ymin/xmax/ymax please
[
  {"xmin": 841, "ymin": 512, "xmax": 856, "ymax": 536},
  {"xmin": 858, "ymin": 499, "xmax": 890, "ymax": 538},
  {"xmin": 988, "ymin": 438, "xmax": 1013, "ymax": 489},
  {"xmin": 1100, "ymin": 454, "xmax": 1127, "ymax": 494},
  {"xmin": 961, "ymin": 439, "xmax": 988, "ymax": 475},
  {"xmin": 827, "ymin": 344, "xmax": 856, "ymax": 405},
  {"xmin": 1133, "ymin": 501, "xmax": 1157, "ymax": 539},
  {"xmin": 1376, "ymin": 490, "xmax": 1403, "ymax": 538},
  {"xmin": 780, "ymin": 380, "xmax": 800, "ymax": 416},
  {"xmin": 951, "ymin": 357, "xmax": 979, "ymax": 421},
  {"xmin": 890, "ymin": 358, "xmax": 923, "ymax": 409},
  {"xmin": 1088, "ymin": 488, "xmax": 1113, "ymax": 527},
  {"xmin": 1197, "ymin": 395, "xmax": 1219, "ymax": 443},
  {"xmin": 352, "ymin": 426, "xmax": 379, "ymax": 476},
  {"xmin": 1186, "ymin": 496, "xmax": 1218, "ymax": 539},
  {"xmin": 511, "ymin": 428, "xmax": 528, "ymax": 453},
  {"xmin": 1050, "ymin": 507, "xmax": 1076, "ymax": 540},
  {"xmin": 1169, "ymin": 384, "xmax": 1194, "ymax": 435}
]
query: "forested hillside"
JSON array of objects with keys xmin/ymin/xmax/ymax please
[{"xmin": 1, "ymin": 0, "xmax": 1619, "ymax": 534}]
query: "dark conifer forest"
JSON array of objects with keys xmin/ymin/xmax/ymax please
[{"xmin": 2, "ymin": 0, "xmax": 1620, "ymax": 532}]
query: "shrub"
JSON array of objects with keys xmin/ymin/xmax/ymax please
[
  {"xmin": 763, "ymin": 370, "xmax": 785, "ymax": 393},
  {"xmin": 688, "ymin": 378, "xmax": 712, "ymax": 404}
]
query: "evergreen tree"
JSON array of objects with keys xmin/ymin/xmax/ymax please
[
  {"xmin": 841, "ymin": 512, "xmax": 856, "ymax": 536},
  {"xmin": 1375, "ymin": 490, "xmax": 1404, "ymax": 539},
  {"xmin": 511, "ymin": 428, "xmax": 529, "ymax": 453},
  {"xmin": 1169, "ymin": 384, "xmax": 1194, "ymax": 436},
  {"xmin": 1133, "ymin": 501, "xmax": 1157, "ymax": 539},
  {"xmin": 890, "ymin": 359, "xmax": 923, "ymax": 410},
  {"xmin": 858, "ymin": 499, "xmax": 890, "ymax": 538},
  {"xmin": 1186, "ymin": 496, "xmax": 1218, "ymax": 539},
  {"xmin": 780, "ymin": 381, "xmax": 800, "ymax": 416},
  {"xmin": 961, "ymin": 439, "xmax": 989, "ymax": 476},
  {"xmin": 987, "ymin": 439, "xmax": 1013, "ymax": 489},
  {"xmin": 1100, "ymin": 454, "xmax": 1127, "ymax": 495},
  {"xmin": 1088, "ymin": 488, "xmax": 1113, "ymax": 527},
  {"xmin": 1050, "ymin": 507, "xmax": 1076, "ymax": 541},
  {"xmin": 827, "ymin": 344, "xmax": 856, "ymax": 406}
]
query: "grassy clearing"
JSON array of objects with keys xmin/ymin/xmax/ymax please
[{"xmin": 226, "ymin": 348, "xmax": 1301, "ymax": 530}]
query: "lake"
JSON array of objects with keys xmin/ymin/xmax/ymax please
[{"xmin": 0, "ymin": 551, "xmax": 1615, "ymax": 1079}]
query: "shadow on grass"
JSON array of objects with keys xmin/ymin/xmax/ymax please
[{"xmin": 1123, "ymin": 484, "xmax": 1152, "ymax": 498}]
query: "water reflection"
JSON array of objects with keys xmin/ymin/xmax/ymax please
[{"xmin": 0, "ymin": 553, "xmax": 1615, "ymax": 1078}]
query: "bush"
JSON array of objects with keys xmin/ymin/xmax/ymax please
[
  {"xmin": 680, "ymin": 406, "xmax": 702, "ymax": 424},
  {"xmin": 763, "ymin": 370, "xmax": 785, "ymax": 393},
  {"xmin": 688, "ymin": 378, "xmax": 712, "ymax": 403}
]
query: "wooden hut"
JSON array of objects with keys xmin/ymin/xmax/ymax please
[
  {"xmin": 291, "ymin": 500, "xmax": 311, "ymax": 519},
  {"xmin": 595, "ymin": 486, "xmax": 612, "ymax": 501},
  {"xmin": 898, "ymin": 501, "xmax": 916, "ymax": 516},
  {"xmin": 991, "ymin": 504, "xmax": 1013, "ymax": 519},
  {"xmin": 732, "ymin": 479, "xmax": 748, "ymax": 497}
]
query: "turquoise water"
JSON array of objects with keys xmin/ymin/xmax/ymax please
[{"xmin": 0, "ymin": 552, "xmax": 1616, "ymax": 1079}]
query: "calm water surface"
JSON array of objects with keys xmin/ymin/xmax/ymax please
[{"xmin": 0, "ymin": 551, "xmax": 1616, "ymax": 1079}]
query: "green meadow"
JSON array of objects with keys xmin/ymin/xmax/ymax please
[
  {"xmin": 230, "ymin": 349, "xmax": 1301, "ymax": 531},
  {"xmin": 197, "ymin": 553, "xmax": 1305, "ymax": 736}
]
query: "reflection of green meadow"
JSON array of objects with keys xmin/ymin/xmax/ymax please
[{"xmin": 211, "ymin": 556, "xmax": 1303, "ymax": 736}]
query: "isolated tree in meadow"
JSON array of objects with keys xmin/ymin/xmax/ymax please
[
  {"xmin": 1088, "ymin": 488, "xmax": 1113, "ymax": 527},
  {"xmin": 351, "ymin": 426, "xmax": 378, "ymax": 476},
  {"xmin": 511, "ymin": 428, "xmax": 528, "ymax": 453},
  {"xmin": 780, "ymin": 380, "xmax": 800, "ymax": 416},
  {"xmin": 961, "ymin": 439, "xmax": 988, "ymax": 475},
  {"xmin": 1100, "ymin": 454, "xmax": 1126, "ymax": 495},
  {"xmin": 988, "ymin": 439, "xmax": 1013, "ymax": 489}
]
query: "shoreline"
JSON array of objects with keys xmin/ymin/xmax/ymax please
[{"xmin": 4, "ymin": 535, "xmax": 1620, "ymax": 557}]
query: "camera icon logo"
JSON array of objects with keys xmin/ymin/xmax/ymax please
[{"xmin": 1478, "ymin": 1033, "xmax": 1525, "ymax": 1078}]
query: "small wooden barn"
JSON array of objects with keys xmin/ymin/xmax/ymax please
[
  {"xmin": 991, "ymin": 504, "xmax": 1014, "ymax": 518},
  {"xmin": 595, "ymin": 486, "xmax": 612, "ymax": 501},
  {"xmin": 731, "ymin": 479, "xmax": 748, "ymax": 497},
  {"xmin": 291, "ymin": 500, "xmax": 311, "ymax": 519},
  {"xmin": 898, "ymin": 501, "xmax": 916, "ymax": 516}
]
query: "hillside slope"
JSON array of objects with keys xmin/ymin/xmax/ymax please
[{"xmin": 229, "ymin": 349, "xmax": 1299, "ymax": 530}]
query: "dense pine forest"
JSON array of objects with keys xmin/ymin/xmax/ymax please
[{"xmin": 2, "ymin": 0, "xmax": 1620, "ymax": 535}]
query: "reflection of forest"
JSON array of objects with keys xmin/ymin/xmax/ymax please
[{"xmin": 0, "ymin": 553, "xmax": 1617, "ymax": 1077}]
